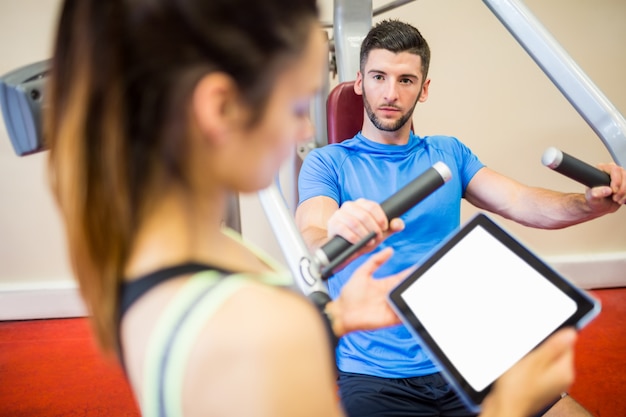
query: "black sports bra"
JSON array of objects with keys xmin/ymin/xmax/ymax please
[
  {"xmin": 119, "ymin": 262, "xmax": 232, "ymax": 320},
  {"xmin": 117, "ymin": 262, "xmax": 233, "ymax": 369},
  {"xmin": 116, "ymin": 260, "xmax": 337, "ymax": 372}
]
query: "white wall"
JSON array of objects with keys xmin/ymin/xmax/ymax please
[
  {"xmin": 0, "ymin": 1, "xmax": 82, "ymax": 319},
  {"xmin": 1, "ymin": 0, "xmax": 625, "ymax": 320}
]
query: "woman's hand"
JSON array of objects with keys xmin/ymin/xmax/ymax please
[
  {"xmin": 480, "ymin": 328, "xmax": 578, "ymax": 417},
  {"xmin": 325, "ymin": 247, "xmax": 411, "ymax": 337}
]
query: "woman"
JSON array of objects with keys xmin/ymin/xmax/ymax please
[{"xmin": 44, "ymin": 1, "xmax": 577, "ymax": 416}]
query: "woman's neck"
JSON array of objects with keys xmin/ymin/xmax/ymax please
[
  {"xmin": 124, "ymin": 186, "xmax": 227, "ymax": 279},
  {"xmin": 124, "ymin": 186, "xmax": 275, "ymax": 280}
]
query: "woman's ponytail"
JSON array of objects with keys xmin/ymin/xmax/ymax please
[{"xmin": 46, "ymin": 0, "xmax": 131, "ymax": 353}]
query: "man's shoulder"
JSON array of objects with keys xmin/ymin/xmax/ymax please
[
  {"xmin": 321, "ymin": 135, "xmax": 362, "ymax": 150},
  {"xmin": 420, "ymin": 134, "xmax": 473, "ymax": 156},
  {"xmin": 309, "ymin": 136, "xmax": 361, "ymax": 160},
  {"xmin": 420, "ymin": 134, "xmax": 463, "ymax": 148}
]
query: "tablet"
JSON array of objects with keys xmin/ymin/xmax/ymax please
[{"xmin": 387, "ymin": 213, "xmax": 600, "ymax": 413}]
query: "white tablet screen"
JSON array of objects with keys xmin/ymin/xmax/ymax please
[{"xmin": 400, "ymin": 225, "xmax": 576, "ymax": 392}]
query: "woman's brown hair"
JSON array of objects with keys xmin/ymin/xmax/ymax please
[{"xmin": 45, "ymin": 0, "xmax": 318, "ymax": 353}]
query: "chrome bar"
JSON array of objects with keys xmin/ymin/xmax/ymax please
[
  {"xmin": 224, "ymin": 193, "xmax": 242, "ymax": 233},
  {"xmin": 333, "ymin": 0, "xmax": 372, "ymax": 82},
  {"xmin": 483, "ymin": 0, "xmax": 626, "ymax": 166},
  {"xmin": 373, "ymin": 0, "xmax": 417, "ymax": 17},
  {"xmin": 258, "ymin": 182, "xmax": 329, "ymax": 296},
  {"xmin": 323, "ymin": 0, "xmax": 417, "ymax": 27},
  {"xmin": 311, "ymin": 30, "xmax": 330, "ymax": 150}
]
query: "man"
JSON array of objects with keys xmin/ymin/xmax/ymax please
[{"xmin": 296, "ymin": 19, "xmax": 625, "ymax": 417}]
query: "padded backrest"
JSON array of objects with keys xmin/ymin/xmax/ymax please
[{"xmin": 326, "ymin": 81, "xmax": 363, "ymax": 145}]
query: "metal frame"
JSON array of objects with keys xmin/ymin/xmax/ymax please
[
  {"xmin": 260, "ymin": 0, "xmax": 626, "ymax": 295},
  {"xmin": 332, "ymin": 0, "xmax": 372, "ymax": 83},
  {"xmin": 323, "ymin": 0, "xmax": 626, "ymax": 164},
  {"xmin": 483, "ymin": 0, "xmax": 626, "ymax": 165},
  {"xmin": 258, "ymin": 181, "xmax": 327, "ymax": 296}
]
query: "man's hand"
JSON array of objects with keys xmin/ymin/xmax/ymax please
[
  {"xmin": 327, "ymin": 198, "xmax": 405, "ymax": 252},
  {"xmin": 586, "ymin": 162, "xmax": 626, "ymax": 212}
]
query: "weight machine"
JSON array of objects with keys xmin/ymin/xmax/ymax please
[
  {"xmin": 261, "ymin": 0, "xmax": 626, "ymax": 297},
  {"xmin": 1, "ymin": 0, "xmax": 625, "ymax": 298}
]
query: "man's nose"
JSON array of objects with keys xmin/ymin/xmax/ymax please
[{"xmin": 384, "ymin": 80, "xmax": 399, "ymax": 102}]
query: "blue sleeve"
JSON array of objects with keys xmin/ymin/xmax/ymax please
[
  {"xmin": 447, "ymin": 137, "xmax": 484, "ymax": 192},
  {"xmin": 297, "ymin": 148, "xmax": 341, "ymax": 206}
]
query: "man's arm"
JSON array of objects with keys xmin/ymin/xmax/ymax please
[
  {"xmin": 295, "ymin": 213, "xmax": 410, "ymax": 338},
  {"xmin": 296, "ymin": 195, "xmax": 403, "ymax": 253},
  {"xmin": 465, "ymin": 166, "xmax": 625, "ymax": 229},
  {"xmin": 295, "ymin": 196, "xmax": 340, "ymax": 252}
]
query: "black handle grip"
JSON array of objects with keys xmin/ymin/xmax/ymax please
[
  {"xmin": 316, "ymin": 162, "xmax": 452, "ymax": 270},
  {"xmin": 542, "ymin": 147, "xmax": 611, "ymax": 188}
]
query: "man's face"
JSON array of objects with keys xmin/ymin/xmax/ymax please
[{"xmin": 355, "ymin": 49, "xmax": 429, "ymax": 132}]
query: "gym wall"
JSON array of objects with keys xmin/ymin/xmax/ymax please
[{"xmin": 0, "ymin": 0, "xmax": 624, "ymax": 320}]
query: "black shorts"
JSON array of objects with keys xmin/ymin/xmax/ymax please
[
  {"xmin": 337, "ymin": 370, "xmax": 563, "ymax": 417},
  {"xmin": 337, "ymin": 371, "xmax": 476, "ymax": 417}
]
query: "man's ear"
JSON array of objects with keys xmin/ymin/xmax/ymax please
[
  {"xmin": 354, "ymin": 71, "xmax": 364, "ymax": 96},
  {"xmin": 192, "ymin": 73, "xmax": 241, "ymax": 144},
  {"xmin": 418, "ymin": 78, "xmax": 430, "ymax": 103}
]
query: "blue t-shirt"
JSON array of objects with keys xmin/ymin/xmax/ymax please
[{"xmin": 298, "ymin": 132, "xmax": 484, "ymax": 378}]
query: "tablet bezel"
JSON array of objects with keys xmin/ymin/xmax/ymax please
[{"xmin": 387, "ymin": 213, "xmax": 601, "ymax": 412}]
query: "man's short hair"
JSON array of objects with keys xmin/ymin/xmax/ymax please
[{"xmin": 359, "ymin": 19, "xmax": 431, "ymax": 79}]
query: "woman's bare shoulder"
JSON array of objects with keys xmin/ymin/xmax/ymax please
[{"xmin": 182, "ymin": 281, "xmax": 343, "ymax": 417}]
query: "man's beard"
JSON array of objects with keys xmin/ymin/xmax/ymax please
[{"xmin": 362, "ymin": 88, "xmax": 420, "ymax": 132}]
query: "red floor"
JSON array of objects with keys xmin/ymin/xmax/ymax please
[
  {"xmin": 0, "ymin": 318, "xmax": 140, "ymax": 417},
  {"xmin": 0, "ymin": 288, "xmax": 624, "ymax": 416},
  {"xmin": 569, "ymin": 288, "xmax": 626, "ymax": 416}
]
